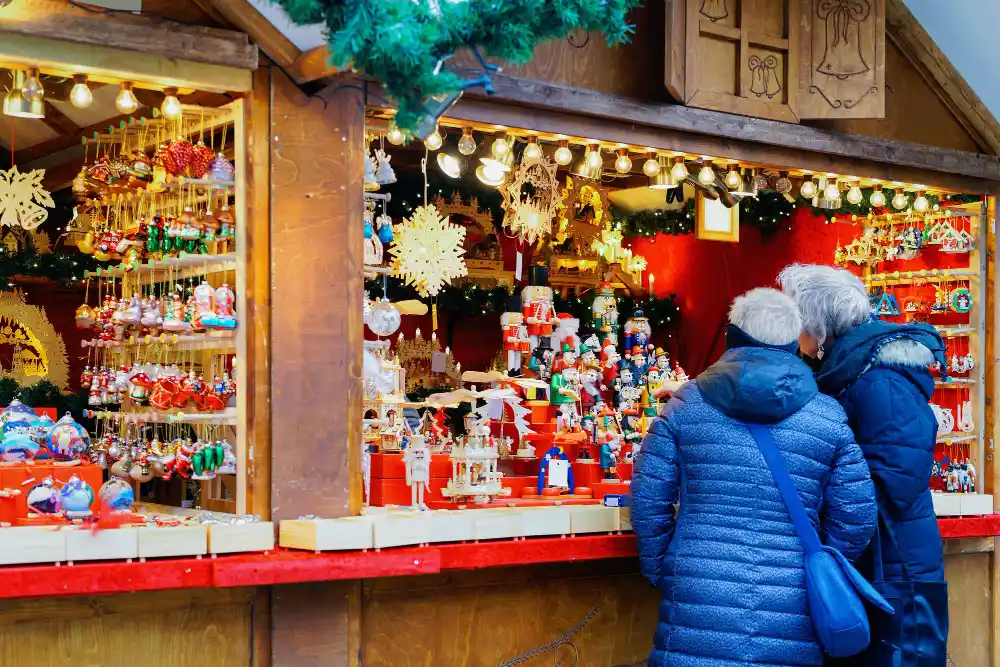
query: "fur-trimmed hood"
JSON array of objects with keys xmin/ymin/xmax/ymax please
[{"xmin": 816, "ymin": 320, "xmax": 944, "ymax": 398}]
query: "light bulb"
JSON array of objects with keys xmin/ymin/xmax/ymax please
[
  {"xmin": 698, "ymin": 162, "xmax": 716, "ymax": 185},
  {"xmin": 386, "ymin": 122, "xmax": 406, "ymax": 145},
  {"xmin": 800, "ymin": 178, "xmax": 818, "ymax": 198},
  {"xmin": 671, "ymin": 157, "xmax": 688, "ymax": 180},
  {"xmin": 824, "ymin": 180, "xmax": 840, "ymax": 200},
  {"xmin": 724, "ymin": 166, "xmax": 742, "ymax": 190},
  {"xmin": 614, "ymin": 150, "xmax": 632, "ymax": 174},
  {"xmin": 457, "ymin": 128, "xmax": 476, "ymax": 155},
  {"xmin": 116, "ymin": 82, "xmax": 138, "ymax": 114},
  {"xmin": 846, "ymin": 184, "xmax": 863, "ymax": 205},
  {"xmin": 437, "ymin": 153, "xmax": 462, "ymax": 178},
  {"xmin": 585, "ymin": 144, "xmax": 602, "ymax": 170},
  {"xmin": 642, "ymin": 155, "xmax": 660, "ymax": 177},
  {"xmin": 892, "ymin": 191, "xmax": 908, "ymax": 210},
  {"xmin": 424, "ymin": 128, "xmax": 443, "ymax": 151},
  {"xmin": 476, "ymin": 161, "xmax": 506, "ymax": 186},
  {"xmin": 869, "ymin": 186, "xmax": 886, "ymax": 208},
  {"xmin": 161, "ymin": 87, "xmax": 182, "ymax": 120},
  {"xmin": 523, "ymin": 139, "xmax": 542, "ymax": 162},
  {"xmin": 492, "ymin": 135, "xmax": 510, "ymax": 158},
  {"xmin": 554, "ymin": 141, "xmax": 573, "ymax": 166},
  {"xmin": 913, "ymin": 190, "xmax": 930, "ymax": 213},
  {"xmin": 21, "ymin": 68, "xmax": 43, "ymax": 102},
  {"xmin": 69, "ymin": 75, "xmax": 92, "ymax": 109}
]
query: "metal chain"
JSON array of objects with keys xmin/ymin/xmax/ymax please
[{"xmin": 495, "ymin": 600, "xmax": 607, "ymax": 667}]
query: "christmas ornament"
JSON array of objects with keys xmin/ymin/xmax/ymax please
[
  {"xmin": 163, "ymin": 139, "xmax": 195, "ymax": 176},
  {"xmin": 389, "ymin": 204, "xmax": 468, "ymax": 297},
  {"xmin": 190, "ymin": 141, "xmax": 214, "ymax": 178},
  {"xmin": 375, "ymin": 149, "xmax": 396, "ymax": 185},
  {"xmin": 47, "ymin": 412, "xmax": 90, "ymax": 460},
  {"xmin": 367, "ymin": 298, "xmax": 402, "ymax": 337},
  {"xmin": 27, "ymin": 478, "xmax": 61, "ymax": 514},
  {"xmin": 209, "ymin": 153, "xmax": 235, "ymax": 183},
  {"xmin": 0, "ymin": 166, "xmax": 53, "ymax": 230},
  {"xmin": 60, "ymin": 474, "xmax": 95, "ymax": 518},
  {"xmin": 499, "ymin": 156, "xmax": 560, "ymax": 244},
  {"xmin": 99, "ymin": 477, "xmax": 135, "ymax": 511}
]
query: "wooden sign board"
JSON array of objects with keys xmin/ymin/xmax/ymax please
[{"xmin": 696, "ymin": 192, "xmax": 740, "ymax": 242}]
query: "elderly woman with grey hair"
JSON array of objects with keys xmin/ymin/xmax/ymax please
[
  {"xmin": 632, "ymin": 287, "xmax": 875, "ymax": 667},
  {"xmin": 779, "ymin": 263, "xmax": 949, "ymax": 667}
]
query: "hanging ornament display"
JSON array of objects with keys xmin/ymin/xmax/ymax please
[
  {"xmin": 375, "ymin": 149, "xmax": 396, "ymax": 185},
  {"xmin": 0, "ymin": 166, "xmax": 54, "ymax": 230},
  {"xmin": 389, "ymin": 204, "xmax": 468, "ymax": 297},
  {"xmin": 368, "ymin": 298, "xmax": 402, "ymax": 337},
  {"xmin": 499, "ymin": 156, "xmax": 561, "ymax": 244}
]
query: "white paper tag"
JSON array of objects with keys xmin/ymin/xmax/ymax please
[
  {"xmin": 548, "ymin": 459, "xmax": 570, "ymax": 488},
  {"xmin": 431, "ymin": 351, "xmax": 447, "ymax": 373},
  {"xmin": 515, "ymin": 250, "xmax": 523, "ymax": 281}
]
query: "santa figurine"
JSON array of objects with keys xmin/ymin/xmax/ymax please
[
  {"xmin": 500, "ymin": 312, "xmax": 530, "ymax": 374},
  {"xmin": 550, "ymin": 312, "xmax": 580, "ymax": 357},
  {"xmin": 579, "ymin": 362, "xmax": 603, "ymax": 412},
  {"xmin": 600, "ymin": 340, "xmax": 621, "ymax": 401},
  {"xmin": 403, "ymin": 434, "xmax": 432, "ymax": 510},
  {"xmin": 522, "ymin": 285, "xmax": 559, "ymax": 352}
]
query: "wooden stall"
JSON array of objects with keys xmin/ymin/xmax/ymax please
[{"xmin": 1, "ymin": 1, "xmax": 1000, "ymax": 667}]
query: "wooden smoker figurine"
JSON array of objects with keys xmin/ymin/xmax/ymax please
[{"xmin": 404, "ymin": 434, "xmax": 432, "ymax": 510}]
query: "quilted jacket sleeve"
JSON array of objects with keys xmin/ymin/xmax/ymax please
[
  {"xmin": 847, "ymin": 369, "xmax": 937, "ymax": 514},
  {"xmin": 631, "ymin": 396, "xmax": 684, "ymax": 585},
  {"xmin": 820, "ymin": 430, "xmax": 876, "ymax": 562}
]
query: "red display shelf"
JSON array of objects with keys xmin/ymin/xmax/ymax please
[{"xmin": 0, "ymin": 517, "xmax": 997, "ymax": 600}]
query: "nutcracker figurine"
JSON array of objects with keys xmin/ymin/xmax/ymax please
[
  {"xmin": 579, "ymin": 362, "xmax": 603, "ymax": 412},
  {"xmin": 600, "ymin": 340, "xmax": 621, "ymax": 401},
  {"xmin": 623, "ymin": 310, "xmax": 651, "ymax": 352},
  {"xmin": 600, "ymin": 433, "xmax": 620, "ymax": 480},
  {"xmin": 522, "ymin": 285, "xmax": 560, "ymax": 352},
  {"xmin": 591, "ymin": 281, "xmax": 619, "ymax": 345},
  {"xmin": 500, "ymin": 311, "xmax": 530, "ymax": 374},
  {"xmin": 404, "ymin": 434, "xmax": 432, "ymax": 510}
]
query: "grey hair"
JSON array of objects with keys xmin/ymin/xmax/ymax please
[
  {"xmin": 777, "ymin": 263, "xmax": 871, "ymax": 346},
  {"xmin": 729, "ymin": 288, "xmax": 802, "ymax": 346}
]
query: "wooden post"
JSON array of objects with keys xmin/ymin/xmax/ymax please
[{"xmin": 267, "ymin": 66, "xmax": 365, "ymax": 667}]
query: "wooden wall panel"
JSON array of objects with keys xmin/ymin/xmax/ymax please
[
  {"xmin": 944, "ymin": 552, "xmax": 991, "ymax": 666},
  {"xmin": 806, "ymin": 40, "xmax": 983, "ymax": 152},
  {"xmin": 269, "ymin": 68, "xmax": 364, "ymax": 522},
  {"xmin": 0, "ymin": 588, "xmax": 252, "ymax": 667},
  {"xmin": 361, "ymin": 561, "xmax": 659, "ymax": 667}
]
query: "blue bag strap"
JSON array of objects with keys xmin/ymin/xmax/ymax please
[{"xmin": 746, "ymin": 424, "xmax": 823, "ymax": 556}]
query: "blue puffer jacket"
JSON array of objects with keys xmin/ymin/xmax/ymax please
[
  {"xmin": 816, "ymin": 320, "xmax": 947, "ymax": 583},
  {"xmin": 632, "ymin": 345, "xmax": 876, "ymax": 667}
]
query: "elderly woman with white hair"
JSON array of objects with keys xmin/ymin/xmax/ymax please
[
  {"xmin": 631, "ymin": 288, "xmax": 876, "ymax": 667},
  {"xmin": 779, "ymin": 263, "xmax": 949, "ymax": 667}
]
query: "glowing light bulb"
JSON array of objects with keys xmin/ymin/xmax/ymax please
[
  {"xmin": 424, "ymin": 128, "xmax": 443, "ymax": 151},
  {"xmin": 697, "ymin": 161, "xmax": 716, "ymax": 185},
  {"xmin": 846, "ymin": 184, "xmax": 863, "ymax": 205},
  {"xmin": 437, "ymin": 153, "xmax": 462, "ymax": 178},
  {"xmin": 800, "ymin": 178, "xmax": 818, "ymax": 198},
  {"xmin": 585, "ymin": 144, "xmax": 602, "ymax": 170},
  {"xmin": 612, "ymin": 149, "xmax": 632, "ymax": 174},
  {"xmin": 386, "ymin": 123, "xmax": 406, "ymax": 146},
  {"xmin": 642, "ymin": 155, "xmax": 660, "ymax": 177},
  {"xmin": 892, "ymin": 190, "xmax": 908, "ymax": 210},
  {"xmin": 554, "ymin": 141, "xmax": 573, "ymax": 166},
  {"xmin": 69, "ymin": 75, "xmax": 92, "ymax": 109},
  {"xmin": 492, "ymin": 135, "xmax": 510, "ymax": 158},
  {"xmin": 671, "ymin": 157, "xmax": 688, "ymax": 180},
  {"xmin": 722, "ymin": 167, "xmax": 741, "ymax": 190},
  {"xmin": 913, "ymin": 190, "xmax": 929, "ymax": 212},
  {"xmin": 523, "ymin": 139, "xmax": 542, "ymax": 162},
  {"xmin": 21, "ymin": 68, "xmax": 43, "ymax": 102},
  {"xmin": 477, "ymin": 161, "xmax": 506, "ymax": 186},
  {"xmin": 457, "ymin": 128, "xmax": 476, "ymax": 155},
  {"xmin": 869, "ymin": 187, "xmax": 886, "ymax": 208},
  {"xmin": 824, "ymin": 180, "xmax": 841, "ymax": 200},
  {"xmin": 161, "ymin": 87, "xmax": 182, "ymax": 120},
  {"xmin": 115, "ymin": 82, "xmax": 138, "ymax": 114}
]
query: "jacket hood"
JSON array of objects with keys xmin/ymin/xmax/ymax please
[
  {"xmin": 697, "ymin": 347, "xmax": 818, "ymax": 423},
  {"xmin": 816, "ymin": 320, "xmax": 944, "ymax": 397}
]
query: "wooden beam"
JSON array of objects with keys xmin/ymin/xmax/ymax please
[
  {"xmin": 408, "ymin": 71, "xmax": 1000, "ymax": 185},
  {"xmin": 0, "ymin": 0, "xmax": 257, "ymax": 70},
  {"xmin": 290, "ymin": 46, "xmax": 341, "ymax": 84},
  {"xmin": 14, "ymin": 111, "xmax": 141, "ymax": 165},
  {"xmin": 40, "ymin": 100, "xmax": 79, "ymax": 137},
  {"xmin": 886, "ymin": 0, "xmax": 1000, "ymax": 157},
  {"xmin": 195, "ymin": 0, "xmax": 300, "ymax": 70}
]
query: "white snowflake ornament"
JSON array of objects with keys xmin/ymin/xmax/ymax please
[
  {"xmin": 0, "ymin": 166, "xmax": 53, "ymax": 230},
  {"xmin": 389, "ymin": 204, "xmax": 467, "ymax": 297}
]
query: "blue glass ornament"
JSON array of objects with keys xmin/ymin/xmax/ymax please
[
  {"xmin": 364, "ymin": 218, "xmax": 374, "ymax": 239},
  {"xmin": 60, "ymin": 474, "xmax": 95, "ymax": 517},
  {"xmin": 26, "ymin": 477, "xmax": 61, "ymax": 514},
  {"xmin": 99, "ymin": 478, "xmax": 135, "ymax": 512},
  {"xmin": 47, "ymin": 413, "xmax": 91, "ymax": 461},
  {"xmin": 377, "ymin": 220, "xmax": 394, "ymax": 244},
  {"xmin": 0, "ymin": 433, "xmax": 39, "ymax": 462}
]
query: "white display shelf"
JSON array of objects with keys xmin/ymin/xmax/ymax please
[
  {"xmin": 936, "ymin": 326, "xmax": 975, "ymax": 338},
  {"xmin": 936, "ymin": 433, "xmax": 977, "ymax": 444},
  {"xmin": 933, "ymin": 492, "xmax": 994, "ymax": 517},
  {"xmin": 85, "ymin": 253, "xmax": 236, "ymax": 280}
]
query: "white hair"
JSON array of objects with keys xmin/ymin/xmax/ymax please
[
  {"xmin": 728, "ymin": 288, "xmax": 802, "ymax": 346},
  {"xmin": 777, "ymin": 264, "xmax": 871, "ymax": 346}
]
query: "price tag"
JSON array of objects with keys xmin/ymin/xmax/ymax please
[
  {"xmin": 431, "ymin": 351, "xmax": 447, "ymax": 373},
  {"xmin": 548, "ymin": 459, "xmax": 570, "ymax": 488}
]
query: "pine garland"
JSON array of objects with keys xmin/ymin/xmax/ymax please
[
  {"xmin": 612, "ymin": 191, "xmax": 796, "ymax": 240},
  {"xmin": 0, "ymin": 248, "xmax": 105, "ymax": 288},
  {"xmin": 278, "ymin": 0, "xmax": 642, "ymax": 132}
]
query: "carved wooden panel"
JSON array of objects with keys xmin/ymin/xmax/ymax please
[
  {"xmin": 799, "ymin": 0, "xmax": 886, "ymax": 118},
  {"xmin": 683, "ymin": 0, "xmax": 801, "ymax": 122}
]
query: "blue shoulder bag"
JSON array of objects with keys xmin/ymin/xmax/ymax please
[{"xmin": 745, "ymin": 424, "xmax": 894, "ymax": 658}]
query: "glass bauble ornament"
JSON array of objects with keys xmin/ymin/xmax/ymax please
[
  {"xmin": 31, "ymin": 413, "xmax": 54, "ymax": 448},
  {"xmin": 129, "ymin": 462, "xmax": 154, "ymax": 484},
  {"xmin": 209, "ymin": 153, "xmax": 235, "ymax": 183},
  {"xmin": 110, "ymin": 459, "xmax": 130, "ymax": 479},
  {"xmin": 60, "ymin": 474, "xmax": 95, "ymax": 517},
  {"xmin": 367, "ymin": 298, "xmax": 401, "ymax": 337},
  {"xmin": 47, "ymin": 412, "xmax": 90, "ymax": 461},
  {"xmin": 376, "ymin": 216, "xmax": 394, "ymax": 244},
  {"xmin": 0, "ymin": 433, "xmax": 38, "ymax": 462},
  {"xmin": 0, "ymin": 399, "xmax": 37, "ymax": 430},
  {"xmin": 99, "ymin": 477, "xmax": 135, "ymax": 511},
  {"xmin": 27, "ymin": 477, "xmax": 61, "ymax": 514}
]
